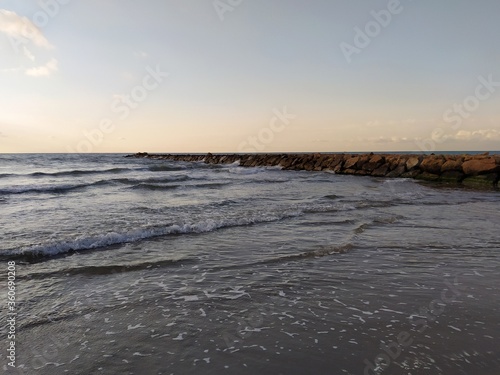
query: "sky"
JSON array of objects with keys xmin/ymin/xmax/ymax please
[{"xmin": 1, "ymin": 0, "xmax": 500, "ymax": 153}]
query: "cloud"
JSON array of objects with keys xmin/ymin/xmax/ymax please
[
  {"xmin": 0, "ymin": 9, "xmax": 53, "ymax": 50},
  {"xmin": 447, "ymin": 129, "xmax": 500, "ymax": 141},
  {"xmin": 367, "ymin": 128, "xmax": 500, "ymax": 146},
  {"xmin": 1, "ymin": 9, "xmax": 59, "ymax": 78},
  {"xmin": 370, "ymin": 136, "xmax": 411, "ymax": 144},
  {"xmin": 25, "ymin": 58, "xmax": 58, "ymax": 77},
  {"xmin": 0, "ymin": 66, "xmax": 22, "ymax": 74}
]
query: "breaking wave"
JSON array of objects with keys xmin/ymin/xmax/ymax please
[{"xmin": 2, "ymin": 210, "xmax": 303, "ymax": 261}]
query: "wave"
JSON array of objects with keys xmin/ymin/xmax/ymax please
[
  {"xmin": 324, "ymin": 194, "xmax": 341, "ymax": 200},
  {"xmin": 148, "ymin": 165, "xmax": 187, "ymax": 172},
  {"xmin": 108, "ymin": 175, "xmax": 192, "ymax": 186},
  {"xmin": 217, "ymin": 243, "xmax": 354, "ymax": 271},
  {"xmin": 269, "ymin": 242, "xmax": 353, "ymax": 262},
  {"xmin": 129, "ymin": 183, "xmax": 180, "ymax": 191},
  {"xmin": 18, "ymin": 258, "xmax": 195, "ymax": 280},
  {"xmin": 0, "ymin": 175, "xmax": 223, "ymax": 195},
  {"xmin": 0, "ymin": 180, "xmax": 110, "ymax": 195},
  {"xmin": 1, "ymin": 167, "xmax": 135, "ymax": 179},
  {"xmin": 128, "ymin": 181, "xmax": 231, "ymax": 191},
  {"xmin": 33, "ymin": 167, "xmax": 133, "ymax": 177},
  {"xmin": 2, "ymin": 211, "xmax": 303, "ymax": 261},
  {"xmin": 190, "ymin": 182, "xmax": 231, "ymax": 189}
]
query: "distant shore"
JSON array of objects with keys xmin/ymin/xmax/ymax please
[{"xmin": 126, "ymin": 152, "xmax": 500, "ymax": 189}]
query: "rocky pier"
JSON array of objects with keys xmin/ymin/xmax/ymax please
[{"xmin": 126, "ymin": 152, "xmax": 500, "ymax": 189}]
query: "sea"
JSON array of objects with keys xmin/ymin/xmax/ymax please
[{"xmin": 0, "ymin": 153, "xmax": 499, "ymax": 375}]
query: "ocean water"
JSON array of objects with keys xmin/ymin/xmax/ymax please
[{"xmin": 0, "ymin": 153, "xmax": 499, "ymax": 375}]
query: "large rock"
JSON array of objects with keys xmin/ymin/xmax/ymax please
[
  {"xmin": 303, "ymin": 162, "xmax": 315, "ymax": 171},
  {"xmin": 355, "ymin": 154, "xmax": 371, "ymax": 169},
  {"xmin": 386, "ymin": 165, "xmax": 406, "ymax": 178},
  {"xmin": 279, "ymin": 157, "xmax": 291, "ymax": 168},
  {"xmin": 331, "ymin": 154, "xmax": 346, "ymax": 168},
  {"xmin": 441, "ymin": 159, "xmax": 463, "ymax": 173},
  {"xmin": 344, "ymin": 156, "xmax": 360, "ymax": 170},
  {"xmin": 370, "ymin": 154, "xmax": 384, "ymax": 165},
  {"xmin": 318, "ymin": 156, "xmax": 330, "ymax": 169},
  {"xmin": 371, "ymin": 164, "xmax": 390, "ymax": 177},
  {"xmin": 462, "ymin": 158, "xmax": 500, "ymax": 175},
  {"xmin": 420, "ymin": 156, "xmax": 445, "ymax": 175},
  {"xmin": 406, "ymin": 156, "xmax": 421, "ymax": 170},
  {"xmin": 384, "ymin": 156, "xmax": 399, "ymax": 170},
  {"xmin": 332, "ymin": 163, "xmax": 344, "ymax": 173},
  {"xmin": 362, "ymin": 155, "xmax": 385, "ymax": 172}
]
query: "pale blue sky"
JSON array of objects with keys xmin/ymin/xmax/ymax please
[{"xmin": 1, "ymin": 0, "xmax": 499, "ymax": 153}]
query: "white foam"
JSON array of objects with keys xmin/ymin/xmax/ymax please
[{"xmin": 8, "ymin": 211, "xmax": 303, "ymax": 258}]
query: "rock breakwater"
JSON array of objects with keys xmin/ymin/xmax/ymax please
[{"xmin": 127, "ymin": 152, "xmax": 500, "ymax": 189}]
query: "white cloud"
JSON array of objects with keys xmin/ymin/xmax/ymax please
[
  {"xmin": 0, "ymin": 66, "xmax": 22, "ymax": 74},
  {"xmin": 0, "ymin": 9, "xmax": 53, "ymax": 50},
  {"xmin": 448, "ymin": 129, "xmax": 500, "ymax": 141},
  {"xmin": 1, "ymin": 9, "xmax": 60, "ymax": 78},
  {"xmin": 371, "ymin": 136, "xmax": 411, "ymax": 144},
  {"xmin": 365, "ymin": 128, "xmax": 500, "ymax": 147},
  {"xmin": 25, "ymin": 58, "xmax": 58, "ymax": 77}
]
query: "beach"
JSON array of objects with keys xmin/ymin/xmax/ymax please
[{"xmin": 1, "ymin": 153, "xmax": 499, "ymax": 375}]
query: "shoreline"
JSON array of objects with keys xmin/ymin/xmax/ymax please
[{"xmin": 127, "ymin": 152, "xmax": 500, "ymax": 189}]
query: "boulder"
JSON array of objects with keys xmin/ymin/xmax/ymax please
[
  {"xmin": 330, "ymin": 154, "xmax": 346, "ymax": 169},
  {"xmin": 280, "ymin": 157, "xmax": 294, "ymax": 169},
  {"xmin": 355, "ymin": 154, "xmax": 371, "ymax": 169},
  {"xmin": 462, "ymin": 158, "xmax": 499, "ymax": 175},
  {"xmin": 441, "ymin": 159, "xmax": 463, "ymax": 173},
  {"xmin": 371, "ymin": 164, "xmax": 390, "ymax": 177},
  {"xmin": 303, "ymin": 162, "xmax": 315, "ymax": 171},
  {"xmin": 332, "ymin": 163, "xmax": 344, "ymax": 173},
  {"xmin": 344, "ymin": 156, "xmax": 360, "ymax": 170},
  {"xmin": 386, "ymin": 165, "xmax": 406, "ymax": 178},
  {"xmin": 406, "ymin": 156, "xmax": 421, "ymax": 170},
  {"xmin": 384, "ymin": 156, "xmax": 399, "ymax": 170},
  {"xmin": 343, "ymin": 169, "xmax": 357, "ymax": 175},
  {"xmin": 370, "ymin": 154, "xmax": 385, "ymax": 165},
  {"xmin": 362, "ymin": 154, "xmax": 385, "ymax": 172},
  {"xmin": 420, "ymin": 156, "xmax": 445, "ymax": 175},
  {"xmin": 319, "ymin": 156, "xmax": 334, "ymax": 169},
  {"xmin": 354, "ymin": 170, "xmax": 369, "ymax": 176}
]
